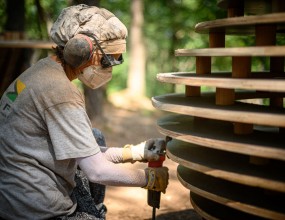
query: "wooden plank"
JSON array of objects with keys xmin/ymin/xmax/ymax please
[
  {"xmin": 158, "ymin": 114, "xmax": 285, "ymax": 160},
  {"xmin": 0, "ymin": 40, "xmax": 55, "ymax": 49},
  {"xmin": 175, "ymin": 46, "xmax": 285, "ymax": 57},
  {"xmin": 177, "ymin": 166, "xmax": 285, "ymax": 219},
  {"xmin": 215, "ymin": 87, "xmax": 235, "ymax": 105},
  {"xmin": 255, "ymin": 24, "xmax": 276, "ymax": 46},
  {"xmin": 191, "ymin": 195, "xmax": 220, "ymax": 220},
  {"xmin": 152, "ymin": 93, "xmax": 285, "ymax": 127},
  {"xmin": 156, "ymin": 72, "xmax": 285, "ymax": 92},
  {"xmin": 232, "ymin": 55, "xmax": 253, "ymax": 133},
  {"xmin": 190, "ymin": 192, "xmax": 267, "ymax": 220},
  {"xmin": 167, "ymin": 139, "xmax": 285, "ymax": 192},
  {"xmin": 195, "ymin": 12, "xmax": 285, "ymax": 34}
]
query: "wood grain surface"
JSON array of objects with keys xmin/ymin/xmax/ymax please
[
  {"xmin": 152, "ymin": 93, "xmax": 285, "ymax": 127},
  {"xmin": 166, "ymin": 139, "xmax": 285, "ymax": 192},
  {"xmin": 158, "ymin": 114, "xmax": 285, "ymax": 160},
  {"xmin": 190, "ymin": 192, "xmax": 267, "ymax": 220},
  {"xmin": 177, "ymin": 166, "xmax": 285, "ymax": 219},
  {"xmin": 157, "ymin": 72, "xmax": 285, "ymax": 92},
  {"xmin": 175, "ymin": 46, "xmax": 285, "ymax": 57},
  {"xmin": 195, "ymin": 12, "xmax": 285, "ymax": 34}
]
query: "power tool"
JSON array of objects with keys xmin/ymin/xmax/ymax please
[{"xmin": 147, "ymin": 137, "xmax": 170, "ymax": 220}]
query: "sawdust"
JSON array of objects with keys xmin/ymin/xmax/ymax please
[{"xmin": 91, "ymin": 97, "xmax": 202, "ymax": 220}]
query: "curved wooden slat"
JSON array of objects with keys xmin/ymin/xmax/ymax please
[
  {"xmin": 195, "ymin": 13, "xmax": 285, "ymax": 34},
  {"xmin": 178, "ymin": 166, "xmax": 285, "ymax": 219},
  {"xmin": 157, "ymin": 72, "xmax": 285, "ymax": 92},
  {"xmin": 167, "ymin": 139, "xmax": 285, "ymax": 192},
  {"xmin": 158, "ymin": 114, "xmax": 285, "ymax": 161},
  {"xmin": 155, "ymin": 1, "xmax": 285, "ymax": 219},
  {"xmin": 152, "ymin": 93, "xmax": 285, "ymax": 127},
  {"xmin": 175, "ymin": 46, "xmax": 285, "ymax": 57},
  {"xmin": 190, "ymin": 192, "xmax": 267, "ymax": 220}
]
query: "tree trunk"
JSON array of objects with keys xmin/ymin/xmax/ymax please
[
  {"xmin": 127, "ymin": 0, "xmax": 146, "ymax": 97},
  {"xmin": 0, "ymin": 0, "xmax": 28, "ymax": 96},
  {"xmin": 70, "ymin": 0, "xmax": 104, "ymax": 121},
  {"xmin": 83, "ymin": 0, "xmax": 103, "ymax": 121}
]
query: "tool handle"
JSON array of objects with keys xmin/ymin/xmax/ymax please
[
  {"xmin": 147, "ymin": 155, "xmax": 165, "ymax": 210},
  {"xmin": 148, "ymin": 139, "xmax": 169, "ymax": 220},
  {"xmin": 148, "ymin": 155, "xmax": 165, "ymax": 168}
]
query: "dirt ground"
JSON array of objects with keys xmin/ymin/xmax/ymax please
[{"xmin": 91, "ymin": 95, "xmax": 202, "ymax": 220}]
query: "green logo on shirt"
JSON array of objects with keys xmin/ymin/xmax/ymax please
[{"xmin": 6, "ymin": 79, "xmax": 26, "ymax": 102}]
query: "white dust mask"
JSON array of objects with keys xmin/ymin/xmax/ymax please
[{"xmin": 78, "ymin": 65, "xmax": 112, "ymax": 89}]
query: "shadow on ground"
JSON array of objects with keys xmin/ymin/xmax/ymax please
[
  {"xmin": 154, "ymin": 209, "xmax": 202, "ymax": 220},
  {"xmin": 93, "ymin": 102, "xmax": 203, "ymax": 220}
]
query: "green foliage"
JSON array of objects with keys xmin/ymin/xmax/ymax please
[
  {"xmin": 107, "ymin": 53, "xmax": 129, "ymax": 95},
  {"xmin": 24, "ymin": 0, "xmax": 68, "ymax": 40},
  {"xmin": 100, "ymin": 0, "xmax": 131, "ymax": 96},
  {"xmin": 142, "ymin": 0, "xmax": 226, "ymax": 97},
  {"xmin": 0, "ymin": 1, "xmax": 6, "ymax": 33},
  {"xmin": 99, "ymin": 0, "xmax": 226, "ymax": 97},
  {"xmin": 97, "ymin": 0, "xmax": 226, "ymax": 97},
  {"xmin": 2, "ymin": 0, "xmax": 279, "ymax": 99},
  {"xmin": 0, "ymin": 0, "xmax": 68, "ymax": 38}
]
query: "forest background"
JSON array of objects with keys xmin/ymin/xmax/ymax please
[
  {"xmin": 1, "ymin": 0, "xmax": 272, "ymax": 120},
  {"xmin": 0, "ymin": 0, "xmax": 284, "ymax": 118},
  {"xmin": 1, "ymin": 1, "xmax": 284, "ymax": 219}
]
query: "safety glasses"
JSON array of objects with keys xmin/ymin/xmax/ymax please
[
  {"xmin": 88, "ymin": 34, "xmax": 124, "ymax": 68},
  {"xmin": 100, "ymin": 54, "xmax": 123, "ymax": 68}
]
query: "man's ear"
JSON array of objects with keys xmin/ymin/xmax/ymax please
[{"xmin": 63, "ymin": 34, "xmax": 94, "ymax": 68}]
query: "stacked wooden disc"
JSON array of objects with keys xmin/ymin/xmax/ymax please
[{"xmin": 152, "ymin": 0, "xmax": 285, "ymax": 219}]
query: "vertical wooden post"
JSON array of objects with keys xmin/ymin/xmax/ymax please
[
  {"xmin": 209, "ymin": 32, "xmax": 225, "ymax": 48},
  {"xmin": 232, "ymin": 56, "xmax": 253, "ymax": 134},
  {"xmin": 227, "ymin": 1, "xmax": 244, "ymax": 17},
  {"xmin": 232, "ymin": 56, "xmax": 252, "ymax": 78},
  {"xmin": 186, "ymin": 56, "xmax": 210, "ymax": 97},
  {"xmin": 216, "ymin": 5, "xmax": 248, "ymax": 107},
  {"xmin": 270, "ymin": 57, "xmax": 284, "ymax": 74},
  {"xmin": 270, "ymin": 1, "xmax": 285, "ymax": 134},
  {"xmin": 233, "ymin": 123, "xmax": 254, "ymax": 135},
  {"xmin": 255, "ymin": 24, "xmax": 276, "ymax": 46},
  {"xmin": 209, "ymin": 32, "xmax": 236, "ymax": 106},
  {"xmin": 272, "ymin": 0, "xmax": 285, "ymax": 13},
  {"xmin": 225, "ymin": 0, "xmax": 248, "ymax": 122},
  {"xmin": 244, "ymin": 0, "xmax": 272, "ymax": 15},
  {"xmin": 247, "ymin": 23, "xmax": 279, "ymax": 164},
  {"xmin": 216, "ymin": 88, "xmax": 235, "ymax": 105},
  {"xmin": 256, "ymin": 24, "xmax": 284, "ymax": 113},
  {"xmin": 187, "ymin": 32, "xmax": 225, "ymax": 97}
]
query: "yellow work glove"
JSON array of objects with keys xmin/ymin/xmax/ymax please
[
  {"xmin": 144, "ymin": 167, "xmax": 169, "ymax": 193},
  {"xmin": 122, "ymin": 138, "xmax": 166, "ymax": 163}
]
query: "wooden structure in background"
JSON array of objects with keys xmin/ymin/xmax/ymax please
[
  {"xmin": 0, "ymin": 39, "xmax": 55, "ymax": 97},
  {"xmin": 152, "ymin": 0, "xmax": 285, "ymax": 219}
]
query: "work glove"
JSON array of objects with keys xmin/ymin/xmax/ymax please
[
  {"xmin": 122, "ymin": 138, "xmax": 166, "ymax": 163},
  {"xmin": 144, "ymin": 167, "xmax": 169, "ymax": 193}
]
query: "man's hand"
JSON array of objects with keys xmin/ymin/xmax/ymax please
[
  {"xmin": 122, "ymin": 138, "xmax": 166, "ymax": 163},
  {"xmin": 144, "ymin": 167, "xmax": 169, "ymax": 193}
]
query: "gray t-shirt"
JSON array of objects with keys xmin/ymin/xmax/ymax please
[{"xmin": 0, "ymin": 57, "xmax": 100, "ymax": 219}]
